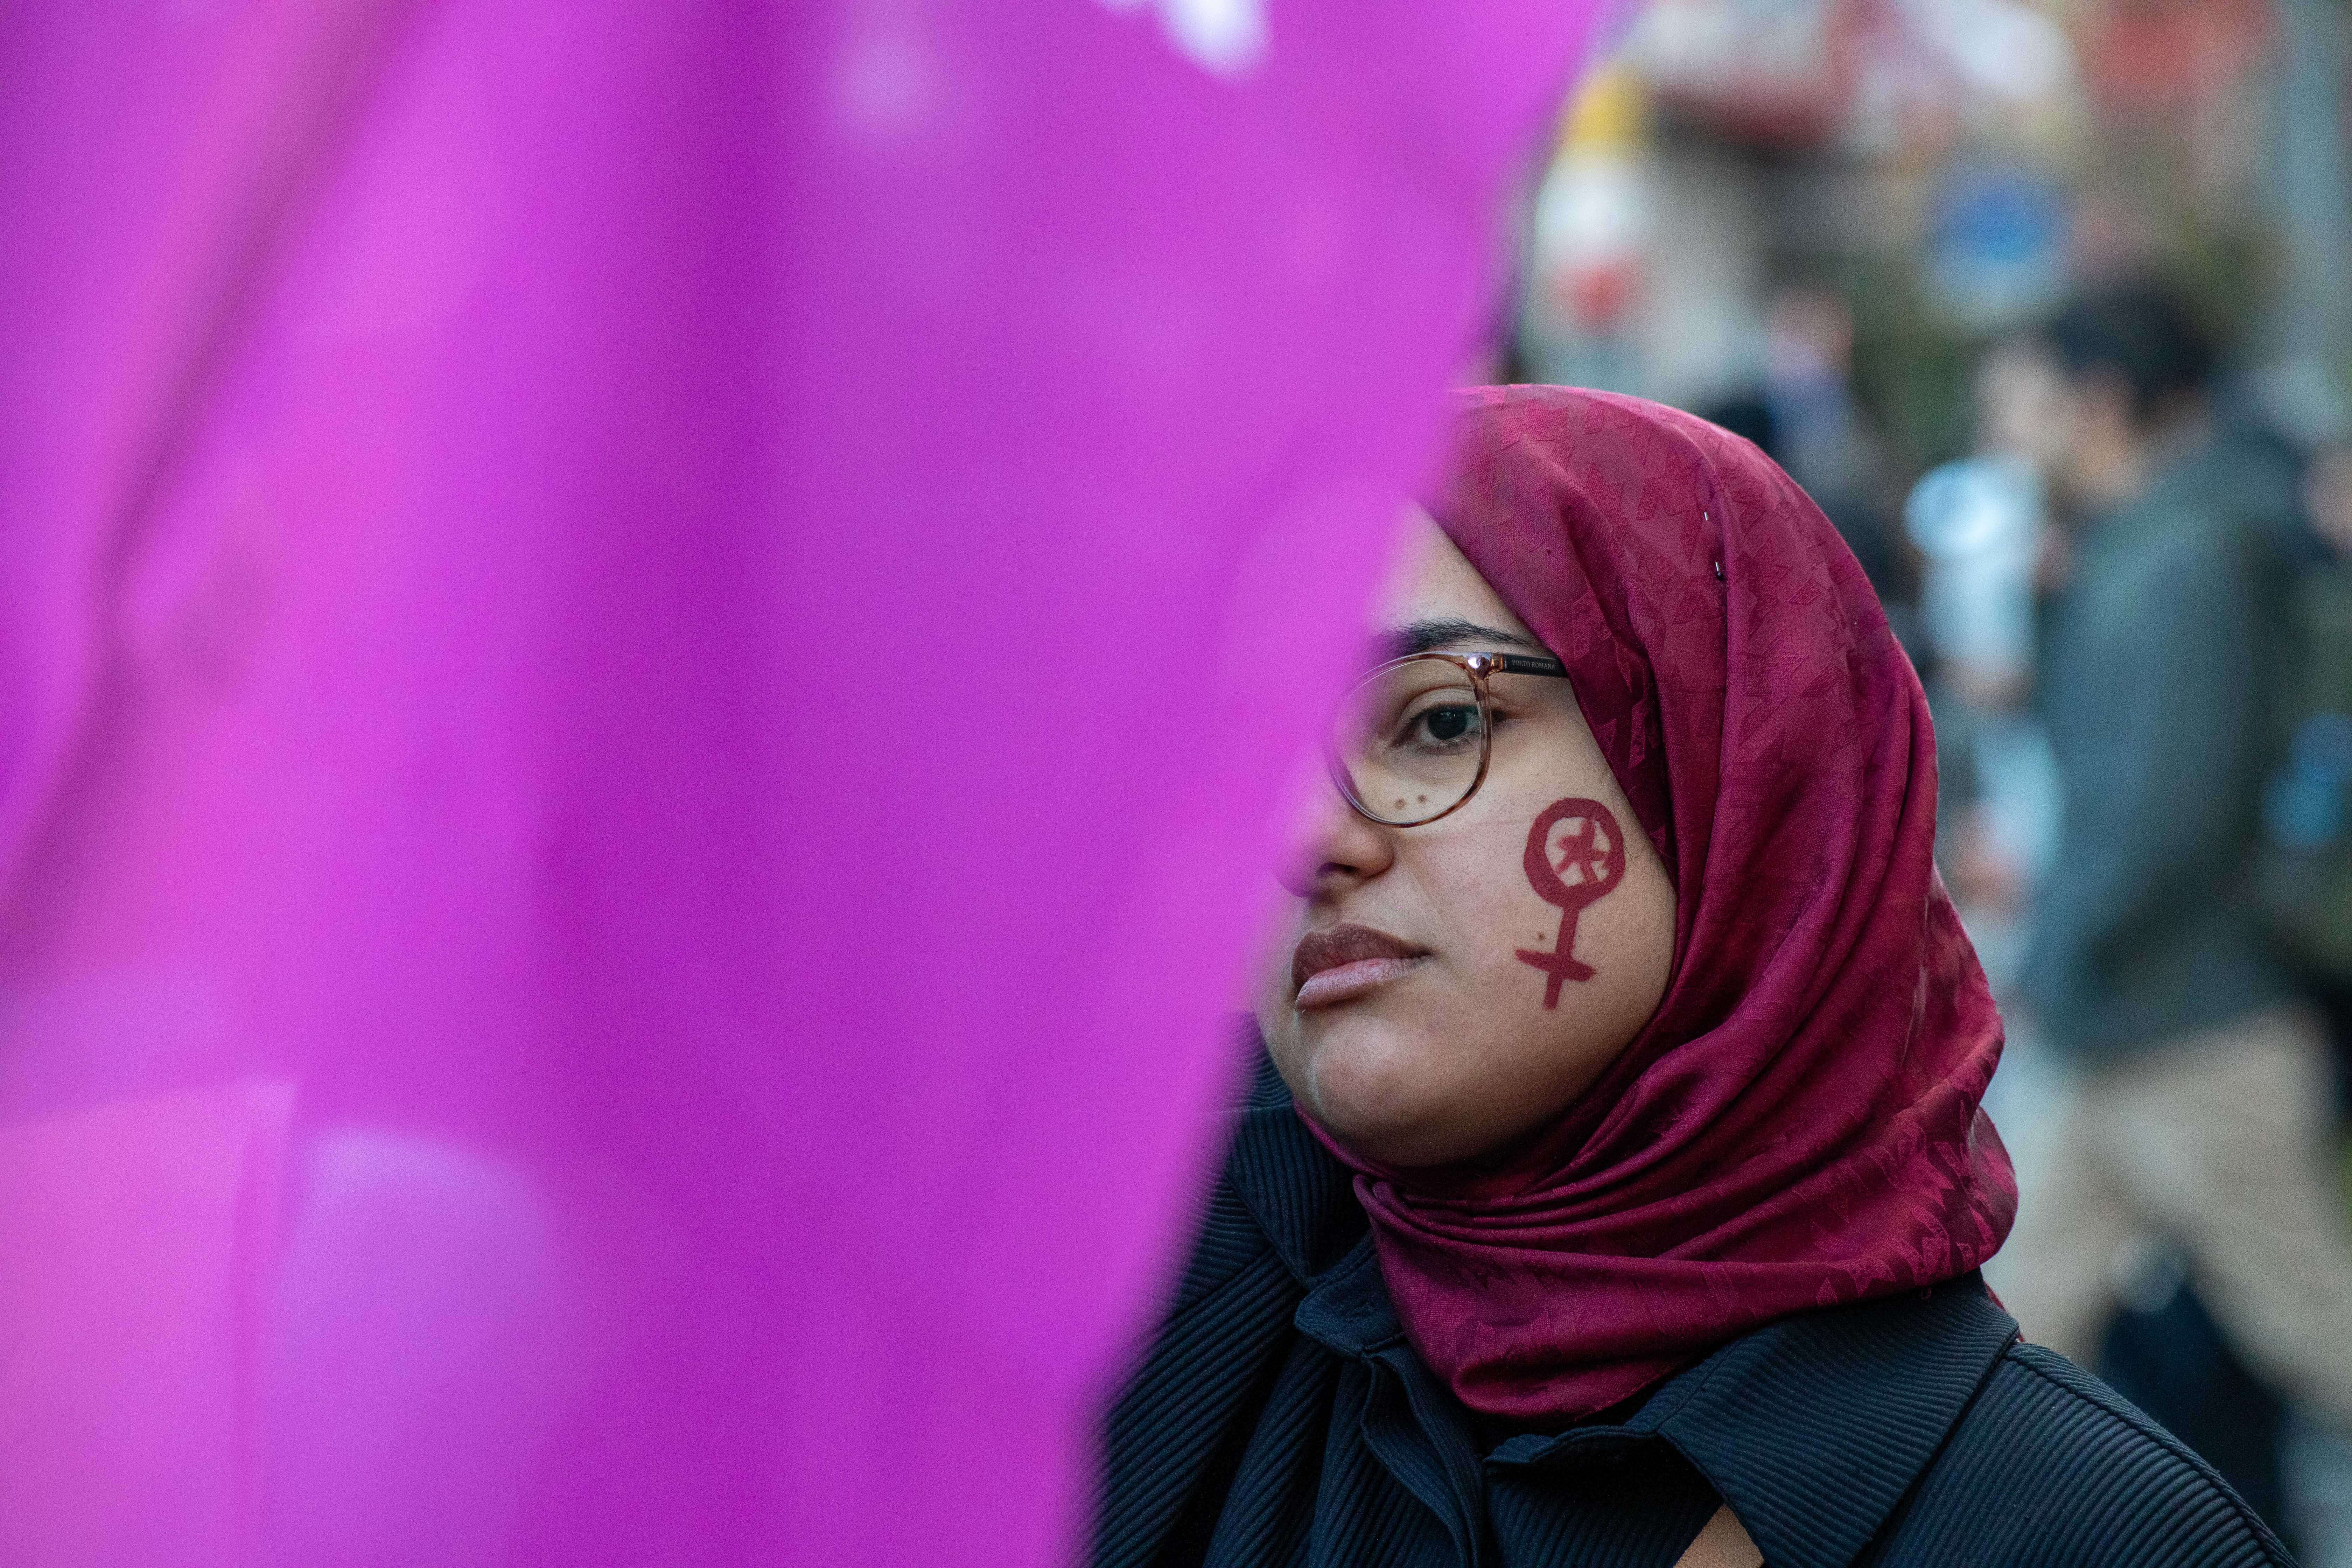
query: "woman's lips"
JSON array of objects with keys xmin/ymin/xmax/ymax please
[{"xmin": 1291, "ymin": 924, "xmax": 1427, "ymax": 1011}]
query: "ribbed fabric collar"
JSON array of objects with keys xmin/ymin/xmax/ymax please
[
  {"xmin": 1225, "ymin": 1058, "xmax": 2021, "ymax": 1568},
  {"xmin": 1487, "ymin": 1280, "xmax": 2019, "ymax": 1568}
]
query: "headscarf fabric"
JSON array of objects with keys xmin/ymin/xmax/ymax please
[{"xmin": 1332, "ymin": 386, "xmax": 2015, "ymax": 1422}]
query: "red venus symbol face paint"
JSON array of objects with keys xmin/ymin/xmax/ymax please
[{"xmin": 1515, "ymin": 797, "xmax": 1629, "ymax": 1007}]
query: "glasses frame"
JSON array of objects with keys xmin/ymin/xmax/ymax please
[{"xmin": 1328, "ymin": 650, "xmax": 1572, "ymax": 828}]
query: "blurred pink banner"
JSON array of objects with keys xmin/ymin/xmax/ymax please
[{"xmin": 0, "ymin": 2, "xmax": 1596, "ymax": 1562}]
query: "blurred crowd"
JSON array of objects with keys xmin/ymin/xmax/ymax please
[
  {"xmin": 1504, "ymin": 0, "xmax": 2352, "ymax": 1558},
  {"xmin": 1921, "ymin": 282, "xmax": 2352, "ymax": 1568}
]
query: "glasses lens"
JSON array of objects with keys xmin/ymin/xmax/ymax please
[{"xmin": 1329, "ymin": 658, "xmax": 1487, "ymax": 824}]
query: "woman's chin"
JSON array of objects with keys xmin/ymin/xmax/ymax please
[{"xmin": 1288, "ymin": 1024, "xmax": 1477, "ymax": 1168}]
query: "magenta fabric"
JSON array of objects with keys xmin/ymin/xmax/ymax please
[
  {"xmin": 0, "ymin": 7, "xmax": 1603, "ymax": 1565},
  {"xmin": 1336, "ymin": 386, "xmax": 2017, "ymax": 1421}
]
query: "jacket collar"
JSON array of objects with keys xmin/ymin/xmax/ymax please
[
  {"xmin": 1491, "ymin": 1277, "xmax": 2019, "ymax": 1568},
  {"xmin": 1223, "ymin": 1052, "xmax": 2021, "ymax": 1568}
]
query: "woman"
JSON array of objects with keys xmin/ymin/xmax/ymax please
[{"xmin": 1094, "ymin": 387, "xmax": 2289, "ymax": 1568}]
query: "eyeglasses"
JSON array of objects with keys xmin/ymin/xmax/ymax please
[{"xmin": 1325, "ymin": 650, "xmax": 1572, "ymax": 827}]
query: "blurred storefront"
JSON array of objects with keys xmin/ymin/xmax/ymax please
[{"xmin": 1515, "ymin": 0, "xmax": 2350, "ymax": 472}]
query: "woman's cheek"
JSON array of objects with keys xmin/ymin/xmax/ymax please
[
  {"xmin": 1426, "ymin": 802, "xmax": 1632, "ymax": 1014},
  {"xmin": 1509, "ymin": 797, "xmax": 1630, "ymax": 1004}
]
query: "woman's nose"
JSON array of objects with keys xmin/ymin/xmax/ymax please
[{"xmin": 1275, "ymin": 782, "xmax": 1398, "ymax": 899}]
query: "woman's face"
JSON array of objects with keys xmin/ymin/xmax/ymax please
[{"xmin": 1256, "ymin": 513, "xmax": 1676, "ymax": 1169}]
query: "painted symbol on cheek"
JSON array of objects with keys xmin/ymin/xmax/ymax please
[{"xmin": 1514, "ymin": 797, "xmax": 1628, "ymax": 1008}]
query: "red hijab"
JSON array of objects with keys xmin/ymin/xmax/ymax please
[{"xmin": 1326, "ymin": 386, "xmax": 2015, "ymax": 1421}]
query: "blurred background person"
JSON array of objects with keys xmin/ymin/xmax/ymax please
[
  {"xmin": 1994, "ymin": 280, "xmax": 2352, "ymax": 1565},
  {"xmin": 1905, "ymin": 338, "xmax": 2064, "ymax": 1256},
  {"xmin": 1904, "ymin": 335, "xmax": 2064, "ymax": 940}
]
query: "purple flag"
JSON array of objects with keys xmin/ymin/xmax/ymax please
[{"xmin": 0, "ymin": 3, "xmax": 1599, "ymax": 1561}]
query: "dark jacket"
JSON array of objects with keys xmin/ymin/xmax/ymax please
[
  {"xmin": 2020, "ymin": 441, "xmax": 2295, "ymax": 1058},
  {"xmin": 1096, "ymin": 1063, "xmax": 2291, "ymax": 1568}
]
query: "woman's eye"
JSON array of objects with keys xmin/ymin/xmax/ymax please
[{"xmin": 1409, "ymin": 704, "xmax": 1481, "ymax": 747}]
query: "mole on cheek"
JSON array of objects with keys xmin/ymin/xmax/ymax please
[{"xmin": 1512, "ymin": 798, "xmax": 1629, "ymax": 1008}]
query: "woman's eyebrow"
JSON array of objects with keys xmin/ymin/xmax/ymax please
[{"xmin": 1383, "ymin": 617, "xmax": 1548, "ymax": 658}]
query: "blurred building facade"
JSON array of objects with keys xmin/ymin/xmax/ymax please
[{"xmin": 1514, "ymin": 0, "xmax": 2350, "ymax": 469}]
